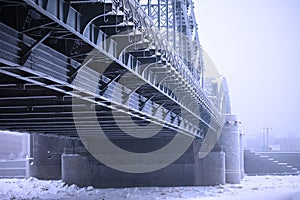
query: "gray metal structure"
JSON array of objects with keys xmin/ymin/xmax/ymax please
[
  {"xmin": 140, "ymin": 0, "xmax": 202, "ymax": 83},
  {"xmin": 0, "ymin": 0, "xmax": 230, "ymax": 147}
]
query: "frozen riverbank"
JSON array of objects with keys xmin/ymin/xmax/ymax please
[{"xmin": 0, "ymin": 175, "xmax": 299, "ymax": 200}]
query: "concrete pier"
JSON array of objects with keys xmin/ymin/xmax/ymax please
[
  {"xmin": 27, "ymin": 134, "xmax": 82, "ymax": 180},
  {"xmin": 61, "ymin": 136, "xmax": 230, "ymax": 188},
  {"xmin": 198, "ymin": 151, "xmax": 226, "ymax": 186},
  {"xmin": 239, "ymin": 129, "xmax": 245, "ymax": 179},
  {"xmin": 62, "ymin": 153, "xmax": 91, "ymax": 187},
  {"xmin": 61, "ymin": 137, "xmax": 227, "ymax": 188},
  {"xmin": 217, "ymin": 114, "xmax": 241, "ymax": 184},
  {"xmin": 29, "ymin": 124, "xmax": 243, "ymax": 187}
]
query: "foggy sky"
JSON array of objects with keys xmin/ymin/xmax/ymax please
[{"xmin": 194, "ymin": 0, "xmax": 300, "ymax": 137}]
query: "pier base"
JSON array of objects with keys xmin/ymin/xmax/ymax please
[
  {"xmin": 27, "ymin": 134, "xmax": 82, "ymax": 180},
  {"xmin": 61, "ymin": 137, "xmax": 226, "ymax": 188}
]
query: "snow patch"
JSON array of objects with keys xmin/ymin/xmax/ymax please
[{"xmin": 0, "ymin": 176, "xmax": 299, "ymax": 199}]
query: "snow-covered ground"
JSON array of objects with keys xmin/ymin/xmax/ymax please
[{"xmin": 0, "ymin": 175, "xmax": 299, "ymax": 200}]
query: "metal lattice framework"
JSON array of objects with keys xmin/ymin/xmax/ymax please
[
  {"xmin": 140, "ymin": 0, "xmax": 202, "ymax": 84},
  {"xmin": 0, "ymin": 0, "xmax": 231, "ymax": 142}
]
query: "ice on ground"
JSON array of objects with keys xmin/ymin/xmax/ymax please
[{"xmin": 0, "ymin": 175, "xmax": 299, "ymax": 200}]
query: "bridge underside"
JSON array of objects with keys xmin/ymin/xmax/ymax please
[
  {"xmin": 0, "ymin": 0, "xmax": 232, "ymax": 187},
  {"xmin": 0, "ymin": 0, "xmax": 221, "ymax": 139},
  {"xmin": 0, "ymin": 71, "xmax": 180, "ymax": 138}
]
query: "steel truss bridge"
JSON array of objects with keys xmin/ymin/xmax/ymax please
[{"xmin": 0, "ymin": 0, "xmax": 231, "ymax": 142}]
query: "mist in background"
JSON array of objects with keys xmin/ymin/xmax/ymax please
[{"xmin": 195, "ymin": 0, "xmax": 300, "ymax": 137}]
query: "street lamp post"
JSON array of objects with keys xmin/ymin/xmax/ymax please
[
  {"xmin": 263, "ymin": 127, "xmax": 272, "ymax": 150},
  {"xmin": 260, "ymin": 131, "xmax": 265, "ymax": 151}
]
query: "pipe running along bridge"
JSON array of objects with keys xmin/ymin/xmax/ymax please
[{"xmin": 0, "ymin": 0, "xmax": 236, "ymax": 187}]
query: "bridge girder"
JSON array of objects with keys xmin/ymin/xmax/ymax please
[{"xmin": 0, "ymin": 0, "xmax": 230, "ymax": 142}]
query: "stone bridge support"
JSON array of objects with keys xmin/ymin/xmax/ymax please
[
  {"xmin": 217, "ymin": 114, "xmax": 242, "ymax": 184},
  {"xmin": 27, "ymin": 117, "xmax": 244, "ymax": 188},
  {"xmin": 26, "ymin": 134, "xmax": 82, "ymax": 180},
  {"xmin": 62, "ymin": 138, "xmax": 205, "ymax": 188}
]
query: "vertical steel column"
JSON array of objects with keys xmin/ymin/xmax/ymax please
[
  {"xmin": 142, "ymin": 0, "xmax": 172, "ymax": 44},
  {"xmin": 157, "ymin": 0, "xmax": 161, "ymax": 29},
  {"xmin": 148, "ymin": 0, "xmax": 151, "ymax": 16},
  {"xmin": 172, "ymin": 0, "xmax": 176, "ymax": 50},
  {"xmin": 166, "ymin": 0, "xmax": 169, "ymax": 41}
]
